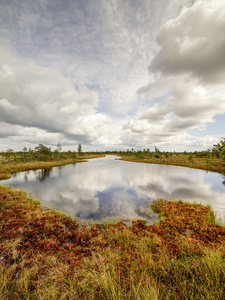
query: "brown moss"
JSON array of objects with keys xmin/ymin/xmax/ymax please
[{"xmin": 1, "ymin": 186, "xmax": 225, "ymax": 298}]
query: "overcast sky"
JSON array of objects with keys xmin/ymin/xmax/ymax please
[{"xmin": 1, "ymin": 0, "xmax": 225, "ymax": 152}]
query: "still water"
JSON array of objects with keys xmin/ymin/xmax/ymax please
[{"xmin": 1, "ymin": 155, "xmax": 225, "ymax": 224}]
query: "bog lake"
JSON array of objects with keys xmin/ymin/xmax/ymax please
[{"xmin": 1, "ymin": 155, "xmax": 225, "ymax": 225}]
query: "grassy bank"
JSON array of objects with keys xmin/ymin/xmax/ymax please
[
  {"xmin": 1, "ymin": 150, "xmax": 225, "ymax": 182},
  {"xmin": 1, "ymin": 185, "xmax": 225, "ymax": 299},
  {"xmin": 0, "ymin": 153, "xmax": 104, "ymax": 180},
  {"xmin": 118, "ymin": 152, "xmax": 225, "ymax": 174}
]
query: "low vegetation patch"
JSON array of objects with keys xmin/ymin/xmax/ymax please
[
  {"xmin": 1, "ymin": 137, "xmax": 225, "ymax": 182},
  {"xmin": 1, "ymin": 186, "xmax": 225, "ymax": 299},
  {"xmin": 118, "ymin": 151, "xmax": 225, "ymax": 174},
  {"xmin": 0, "ymin": 152, "xmax": 104, "ymax": 180},
  {"xmin": 115, "ymin": 137, "xmax": 225, "ymax": 174}
]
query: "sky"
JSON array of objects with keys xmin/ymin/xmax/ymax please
[{"xmin": 0, "ymin": 0, "xmax": 225, "ymax": 152}]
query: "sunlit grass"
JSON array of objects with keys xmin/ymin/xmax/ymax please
[
  {"xmin": 119, "ymin": 152, "xmax": 225, "ymax": 174},
  {"xmin": 0, "ymin": 153, "xmax": 105, "ymax": 180}
]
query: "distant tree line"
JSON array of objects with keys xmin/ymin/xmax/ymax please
[
  {"xmin": 1, "ymin": 142, "xmax": 80, "ymax": 162},
  {"xmin": 1, "ymin": 137, "xmax": 225, "ymax": 163}
]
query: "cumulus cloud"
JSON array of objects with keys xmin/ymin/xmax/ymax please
[
  {"xmin": 0, "ymin": 47, "xmax": 122, "ymax": 148},
  {"xmin": 126, "ymin": 75, "xmax": 225, "ymax": 149},
  {"xmin": 127, "ymin": 0, "xmax": 225, "ymax": 150},
  {"xmin": 150, "ymin": 0, "xmax": 225, "ymax": 83},
  {"xmin": 0, "ymin": 0, "xmax": 224, "ymax": 151}
]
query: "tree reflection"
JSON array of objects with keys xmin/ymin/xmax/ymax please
[
  {"xmin": 12, "ymin": 173, "xmax": 17, "ymax": 178},
  {"xmin": 35, "ymin": 168, "xmax": 52, "ymax": 182},
  {"xmin": 24, "ymin": 172, "xmax": 28, "ymax": 182}
]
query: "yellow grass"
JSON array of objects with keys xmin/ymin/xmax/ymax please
[
  {"xmin": 0, "ymin": 153, "xmax": 104, "ymax": 180},
  {"xmin": 119, "ymin": 152, "xmax": 225, "ymax": 174}
]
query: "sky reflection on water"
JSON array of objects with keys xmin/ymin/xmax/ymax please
[{"xmin": 1, "ymin": 156, "xmax": 225, "ymax": 224}]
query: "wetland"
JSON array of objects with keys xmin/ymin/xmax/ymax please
[
  {"xmin": 1, "ymin": 155, "xmax": 225, "ymax": 224},
  {"xmin": 1, "ymin": 152, "xmax": 225, "ymax": 299}
]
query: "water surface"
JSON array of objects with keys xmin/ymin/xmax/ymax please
[{"xmin": 1, "ymin": 155, "xmax": 225, "ymax": 224}]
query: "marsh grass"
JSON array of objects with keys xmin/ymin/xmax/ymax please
[
  {"xmin": 0, "ymin": 153, "xmax": 105, "ymax": 180},
  {"xmin": 119, "ymin": 152, "xmax": 225, "ymax": 174},
  {"xmin": 1, "ymin": 151, "xmax": 225, "ymax": 182},
  {"xmin": 1, "ymin": 186, "xmax": 225, "ymax": 299}
]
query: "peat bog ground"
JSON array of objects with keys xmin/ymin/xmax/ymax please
[{"xmin": 1, "ymin": 152, "xmax": 225, "ymax": 299}]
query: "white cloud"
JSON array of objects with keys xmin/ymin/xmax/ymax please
[
  {"xmin": 128, "ymin": 0, "xmax": 225, "ymax": 150},
  {"xmin": 126, "ymin": 74, "xmax": 225, "ymax": 149},
  {"xmin": 150, "ymin": 0, "xmax": 225, "ymax": 83},
  {"xmin": 0, "ymin": 47, "xmax": 122, "ymax": 148},
  {"xmin": 0, "ymin": 0, "xmax": 225, "ymax": 151}
]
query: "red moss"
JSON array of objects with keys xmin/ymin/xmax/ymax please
[{"xmin": 1, "ymin": 186, "xmax": 225, "ymax": 271}]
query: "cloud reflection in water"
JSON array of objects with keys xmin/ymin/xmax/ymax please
[{"xmin": 1, "ymin": 156, "xmax": 225, "ymax": 223}]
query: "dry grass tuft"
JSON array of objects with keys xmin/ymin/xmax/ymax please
[{"xmin": 1, "ymin": 186, "xmax": 225, "ymax": 299}]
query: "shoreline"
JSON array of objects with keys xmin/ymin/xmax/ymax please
[
  {"xmin": 1, "ymin": 152, "xmax": 225, "ymax": 298},
  {"xmin": 118, "ymin": 154, "xmax": 225, "ymax": 174},
  {"xmin": 1, "ymin": 153, "xmax": 225, "ymax": 182},
  {"xmin": 1, "ymin": 185, "xmax": 225, "ymax": 298},
  {"xmin": 0, "ymin": 154, "xmax": 105, "ymax": 180}
]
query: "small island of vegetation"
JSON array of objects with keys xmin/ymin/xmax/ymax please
[{"xmin": 1, "ymin": 138, "xmax": 225, "ymax": 299}]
